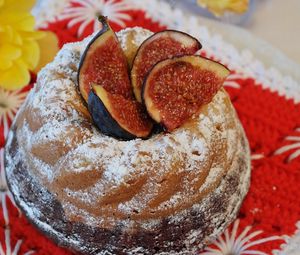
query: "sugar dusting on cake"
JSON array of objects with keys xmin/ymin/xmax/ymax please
[{"xmin": 5, "ymin": 27, "xmax": 251, "ymax": 254}]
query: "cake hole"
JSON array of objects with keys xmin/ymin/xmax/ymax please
[{"xmin": 132, "ymin": 209, "xmax": 139, "ymax": 214}]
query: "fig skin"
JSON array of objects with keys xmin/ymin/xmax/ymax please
[
  {"xmin": 131, "ymin": 30, "xmax": 202, "ymax": 103},
  {"xmin": 142, "ymin": 55, "xmax": 230, "ymax": 131},
  {"xmin": 78, "ymin": 16, "xmax": 132, "ymax": 103},
  {"xmin": 88, "ymin": 85, "xmax": 153, "ymax": 140},
  {"xmin": 88, "ymin": 91, "xmax": 136, "ymax": 140}
]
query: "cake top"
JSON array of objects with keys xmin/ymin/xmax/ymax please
[{"xmin": 77, "ymin": 17, "xmax": 229, "ymax": 140}]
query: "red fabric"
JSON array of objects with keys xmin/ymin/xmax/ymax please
[{"xmin": 1, "ymin": 4, "xmax": 300, "ymax": 254}]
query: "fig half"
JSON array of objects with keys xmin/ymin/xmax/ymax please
[
  {"xmin": 143, "ymin": 56, "xmax": 230, "ymax": 131},
  {"xmin": 88, "ymin": 85, "xmax": 153, "ymax": 140},
  {"xmin": 78, "ymin": 16, "xmax": 132, "ymax": 102},
  {"xmin": 131, "ymin": 30, "xmax": 202, "ymax": 102}
]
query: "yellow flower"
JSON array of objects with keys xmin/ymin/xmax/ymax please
[
  {"xmin": 0, "ymin": 0, "xmax": 58, "ymax": 90},
  {"xmin": 197, "ymin": 0, "xmax": 249, "ymax": 17}
]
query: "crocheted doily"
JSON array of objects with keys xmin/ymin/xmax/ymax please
[{"xmin": 1, "ymin": 0, "xmax": 300, "ymax": 254}]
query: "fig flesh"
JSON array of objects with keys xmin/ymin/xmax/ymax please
[
  {"xmin": 131, "ymin": 30, "xmax": 202, "ymax": 102},
  {"xmin": 78, "ymin": 17, "xmax": 132, "ymax": 103},
  {"xmin": 88, "ymin": 85, "xmax": 153, "ymax": 140},
  {"xmin": 143, "ymin": 56, "xmax": 230, "ymax": 131}
]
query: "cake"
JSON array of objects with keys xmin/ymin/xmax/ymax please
[{"xmin": 5, "ymin": 22, "xmax": 251, "ymax": 254}]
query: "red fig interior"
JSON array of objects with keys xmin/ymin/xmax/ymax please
[
  {"xmin": 78, "ymin": 24, "xmax": 132, "ymax": 102},
  {"xmin": 131, "ymin": 30, "xmax": 202, "ymax": 102},
  {"xmin": 143, "ymin": 56, "xmax": 230, "ymax": 131},
  {"xmin": 78, "ymin": 20, "xmax": 228, "ymax": 139}
]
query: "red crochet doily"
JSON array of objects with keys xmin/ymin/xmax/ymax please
[{"xmin": 1, "ymin": 2, "xmax": 300, "ymax": 254}]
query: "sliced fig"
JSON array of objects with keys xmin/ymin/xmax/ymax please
[
  {"xmin": 78, "ymin": 16, "xmax": 132, "ymax": 102},
  {"xmin": 88, "ymin": 85, "xmax": 153, "ymax": 140},
  {"xmin": 142, "ymin": 55, "xmax": 230, "ymax": 131},
  {"xmin": 131, "ymin": 30, "xmax": 202, "ymax": 102}
]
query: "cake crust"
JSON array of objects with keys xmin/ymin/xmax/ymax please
[{"xmin": 5, "ymin": 27, "xmax": 251, "ymax": 254}]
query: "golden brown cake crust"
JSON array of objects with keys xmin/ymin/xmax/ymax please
[{"xmin": 5, "ymin": 28, "xmax": 251, "ymax": 254}]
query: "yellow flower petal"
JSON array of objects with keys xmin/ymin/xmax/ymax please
[
  {"xmin": 0, "ymin": 59, "xmax": 12, "ymax": 70},
  {"xmin": 18, "ymin": 30, "xmax": 45, "ymax": 40},
  {"xmin": 0, "ymin": 13, "xmax": 35, "ymax": 31},
  {"xmin": 21, "ymin": 39, "xmax": 40, "ymax": 70},
  {"xmin": 0, "ymin": 43, "xmax": 21, "ymax": 61},
  {"xmin": 0, "ymin": 59, "xmax": 30, "ymax": 90},
  {"xmin": 11, "ymin": 28, "xmax": 23, "ymax": 45},
  {"xmin": 34, "ymin": 31, "xmax": 59, "ymax": 72},
  {"xmin": 0, "ymin": 26, "xmax": 13, "ymax": 43},
  {"xmin": 0, "ymin": 0, "xmax": 47, "ymax": 90},
  {"xmin": 1, "ymin": 0, "xmax": 35, "ymax": 12}
]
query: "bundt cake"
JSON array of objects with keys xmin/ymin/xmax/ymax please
[{"xmin": 5, "ymin": 24, "xmax": 251, "ymax": 254}]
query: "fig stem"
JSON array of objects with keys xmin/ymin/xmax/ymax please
[{"xmin": 98, "ymin": 15, "xmax": 108, "ymax": 25}]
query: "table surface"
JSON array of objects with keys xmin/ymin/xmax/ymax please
[{"xmin": 246, "ymin": 0, "xmax": 300, "ymax": 65}]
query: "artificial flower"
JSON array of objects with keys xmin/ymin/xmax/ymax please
[
  {"xmin": 0, "ymin": 0, "xmax": 58, "ymax": 90},
  {"xmin": 0, "ymin": 87, "xmax": 29, "ymax": 136},
  {"xmin": 197, "ymin": 0, "xmax": 249, "ymax": 17}
]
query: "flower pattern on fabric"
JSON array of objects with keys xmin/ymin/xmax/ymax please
[
  {"xmin": 0, "ymin": 88, "xmax": 29, "ymax": 139},
  {"xmin": 201, "ymin": 220, "xmax": 282, "ymax": 255},
  {"xmin": 274, "ymin": 128, "xmax": 300, "ymax": 162},
  {"xmin": 59, "ymin": 0, "xmax": 133, "ymax": 36},
  {"xmin": 0, "ymin": 227, "xmax": 35, "ymax": 255}
]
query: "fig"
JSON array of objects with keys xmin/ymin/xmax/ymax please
[
  {"xmin": 88, "ymin": 85, "xmax": 153, "ymax": 140},
  {"xmin": 131, "ymin": 30, "xmax": 202, "ymax": 102},
  {"xmin": 78, "ymin": 16, "xmax": 132, "ymax": 103},
  {"xmin": 142, "ymin": 56, "xmax": 230, "ymax": 131}
]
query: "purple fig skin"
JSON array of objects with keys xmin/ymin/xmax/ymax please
[
  {"xmin": 131, "ymin": 30, "xmax": 202, "ymax": 102},
  {"xmin": 88, "ymin": 90, "xmax": 137, "ymax": 141}
]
